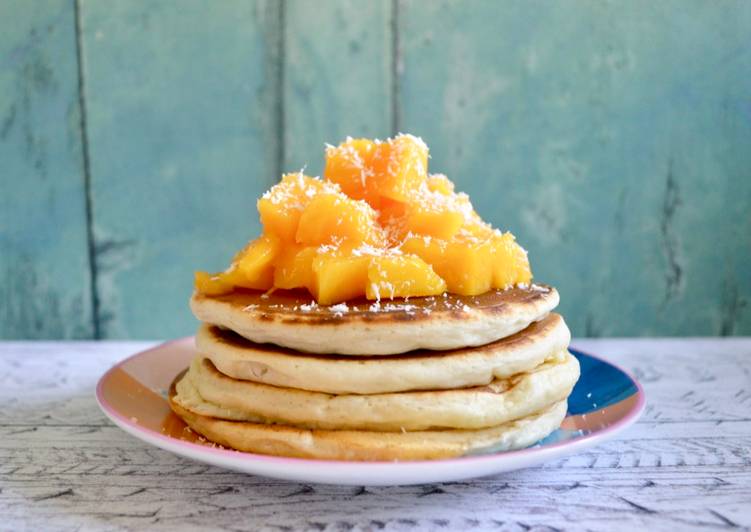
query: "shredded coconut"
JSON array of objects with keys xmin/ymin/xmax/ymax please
[
  {"xmin": 370, "ymin": 282, "xmax": 381, "ymax": 303},
  {"xmin": 299, "ymin": 301, "xmax": 318, "ymax": 312},
  {"xmin": 329, "ymin": 303, "xmax": 349, "ymax": 317}
]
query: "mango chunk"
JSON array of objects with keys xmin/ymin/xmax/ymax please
[
  {"xmin": 490, "ymin": 232, "xmax": 532, "ymax": 288},
  {"xmin": 376, "ymin": 197, "xmax": 408, "ymax": 244},
  {"xmin": 312, "ymin": 251, "xmax": 370, "ymax": 304},
  {"xmin": 224, "ymin": 264, "xmax": 274, "ymax": 291},
  {"xmin": 426, "ymin": 174, "xmax": 454, "ymax": 195},
  {"xmin": 371, "ymin": 134, "xmax": 429, "ymax": 202},
  {"xmin": 461, "ymin": 218, "xmax": 494, "ymax": 238},
  {"xmin": 400, "ymin": 234, "xmax": 445, "ymax": 268},
  {"xmin": 402, "ymin": 234, "xmax": 492, "ymax": 295},
  {"xmin": 405, "ymin": 206, "xmax": 463, "ymax": 240},
  {"xmin": 193, "ymin": 235, "xmax": 279, "ymax": 294},
  {"xmin": 273, "ymin": 245, "xmax": 318, "ymax": 291},
  {"xmin": 324, "ymin": 138, "xmax": 380, "ymax": 206},
  {"xmin": 404, "ymin": 198, "xmax": 464, "ymax": 239},
  {"xmin": 366, "ymin": 254, "xmax": 446, "ymax": 300},
  {"xmin": 225, "ymin": 234, "xmax": 279, "ymax": 290},
  {"xmin": 258, "ymin": 173, "xmax": 338, "ymax": 242},
  {"xmin": 296, "ymin": 192, "xmax": 383, "ymax": 247},
  {"xmin": 324, "ymin": 134, "xmax": 428, "ymax": 206},
  {"xmin": 194, "ymin": 271, "xmax": 234, "ymax": 295},
  {"xmin": 380, "ymin": 186, "xmax": 471, "ymax": 241},
  {"xmin": 440, "ymin": 237, "xmax": 493, "ymax": 295}
]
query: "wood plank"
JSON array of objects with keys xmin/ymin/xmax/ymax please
[
  {"xmin": 398, "ymin": 0, "xmax": 751, "ymax": 337},
  {"xmin": 0, "ymin": 0, "xmax": 93, "ymax": 339},
  {"xmin": 283, "ymin": 0, "xmax": 393, "ymax": 175},
  {"xmin": 79, "ymin": 0, "xmax": 281, "ymax": 338},
  {"xmin": 0, "ymin": 338, "xmax": 750, "ymax": 529},
  {"xmin": 1, "ymin": 428, "xmax": 749, "ymax": 530}
]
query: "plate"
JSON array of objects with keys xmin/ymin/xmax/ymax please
[{"xmin": 96, "ymin": 338, "xmax": 645, "ymax": 486}]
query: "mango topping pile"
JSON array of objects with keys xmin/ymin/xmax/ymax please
[{"xmin": 195, "ymin": 134, "xmax": 532, "ymax": 305}]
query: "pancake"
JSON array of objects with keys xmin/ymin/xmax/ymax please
[
  {"xmin": 173, "ymin": 352, "xmax": 579, "ymax": 431},
  {"xmin": 190, "ymin": 284, "xmax": 559, "ymax": 355},
  {"xmin": 196, "ymin": 313, "xmax": 570, "ymax": 394},
  {"xmin": 169, "ymin": 392, "xmax": 568, "ymax": 461}
]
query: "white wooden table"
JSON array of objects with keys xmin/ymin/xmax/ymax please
[{"xmin": 1, "ymin": 339, "xmax": 749, "ymax": 531}]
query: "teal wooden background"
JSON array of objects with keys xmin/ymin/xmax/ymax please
[{"xmin": 2, "ymin": 0, "xmax": 750, "ymax": 339}]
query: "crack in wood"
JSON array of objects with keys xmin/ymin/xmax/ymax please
[
  {"xmin": 708, "ymin": 509, "xmax": 741, "ymax": 528},
  {"xmin": 33, "ymin": 488, "xmax": 74, "ymax": 502},
  {"xmin": 660, "ymin": 158, "xmax": 684, "ymax": 306},
  {"xmin": 619, "ymin": 496, "xmax": 657, "ymax": 514}
]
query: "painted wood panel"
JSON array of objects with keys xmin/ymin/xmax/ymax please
[
  {"xmin": 0, "ymin": 0, "xmax": 94, "ymax": 339},
  {"xmin": 398, "ymin": 0, "xmax": 751, "ymax": 337},
  {"xmin": 78, "ymin": 0, "xmax": 281, "ymax": 338},
  {"xmin": 1, "ymin": 0, "xmax": 750, "ymax": 338},
  {"xmin": 283, "ymin": 0, "xmax": 393, "ymax": 176}
]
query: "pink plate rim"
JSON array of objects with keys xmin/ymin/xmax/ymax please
[{"xmin": 95, "ymin": 336, "xmax": 646, "ymax": 469}]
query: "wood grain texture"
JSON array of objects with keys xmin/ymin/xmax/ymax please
[
  {"xmin": 2, "ymin": 0, "xmax": 751, "ymax": 340},
  {"xmin": 398, "ymin": 0, "xmax": 751, "ymax": 338},
  {"xmin": 0, "ymin": 0, "xmax": 93, "ymax": 339},
  {"xmin": 78, "ymin": 0, "xmax": 282, "ymax": 339},
  {"xmin": 1, "ymin": 338, "xmax": 750, "ymax": 530},
  {"xmin": 283, "ymin": 0, "xmax": 393, "ymax": 176}
]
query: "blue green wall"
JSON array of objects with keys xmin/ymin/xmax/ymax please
[{"xmin": 2, "ymin": 0, "xmax": 750, "ymax": 339}]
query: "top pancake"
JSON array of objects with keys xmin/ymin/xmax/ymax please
[{"xmin": 190, "ymin": 284, "xmax": 559, "ymax": 355}]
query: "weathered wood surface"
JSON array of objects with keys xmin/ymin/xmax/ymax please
[
  {"xmin": 0, "ymin": 0, "xmax": 94, "ymax": 339},
  {"xmin": 283, "ymin": 0, "xmax": 393, "ymax": 176},
  {"xmin": 399, "ymin": 0, "xmax": 751, "ymax": 337},
  {"xmin": 1, "ymin": 339, "xmax": 749, "ymax": 531},
  {"xmin": 2, "ymin": 0, "xmax": 751, "ymax": 339},
  {"xmin": 78, "ymin": 0, "xmax": 282, "ymax": 339}
]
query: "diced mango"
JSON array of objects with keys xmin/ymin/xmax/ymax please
[
  {"xmin": 324, "ymin": 135, "xmax": 429, "ymax": 206},
  {"xmin": 324, "ymin": 138, "xmax": 380, "ymax": 206},
  {"xmin": 381, "ymin": 187, "xmax": 468, "ymax": 241},
  {"xmin": 462, "ymin": 218, "xmax": 494, "ymax": 238},
  {"xmin": 400, "ymin": 234, "xmax": 447, "ymax": 269},
  {"xmin": 370, "ymin": 134, "xmax": 429, "ymax": 202},
  {"xmin": 195, "ymin": 135, "xmax": 535, "ymax": 302},
  {"xmin": 427, "ymin": 174, "xmax": 454, "ymax": 195},
  {"xmin": 296, "ymin": 193, "xmax": 383, "ymax": 247},
  {"xmin": 258, "ymin": 173, "xmax": 336, "ymax": 242},
  {"xmin": 224, "ymin": 234, "xmax": 280, "ymax": 290},
  {"xmin": 194, "ymin": 271, "xmax": 234, "ymax": 296},
  {"xmin": 366, "ymin": 254, "xmax": 446, "ymax": 300},
  {"xmin": 402, "ymin": 186, "xmax": 477, "ymax": 240},
  {"xmin": 404, "ymin": 202, "xmax": 464, "ymax": 240},
  {"xmin": 377, "ymin": 197, "xmax": 408, "ymax": 243},
  {"xmin": 193, "ymin": 235, "xmax": 279, "ymax": 294},
  {"xmin": 490, "ymin": 232, "xmax": 532, "ymax": 288},
  {"xmin": 312, "ymin": 252, "xmax": 370, "ymax": 304},
  {"xmin": 378, "ymin": 197, "xmax": 407, "ymax": 223},
  {"xmin": 273, "ymin": 245, "xmax": 317, "ymax": 291},
  {"xmin": 440, "ymin": 237, "xmax": 493, "ymax": 295},
  {"xmin": 402, "ymin": 234, "xmax": 492, "ymax": 295},
  {"xmin": 223, "ymin": 263, "xmax": 274, "ymax": 291}
]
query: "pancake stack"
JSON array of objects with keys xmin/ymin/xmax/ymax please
[{"xmin": 170, "ymin": 284, "xmax": 579, "ymax": 461}]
